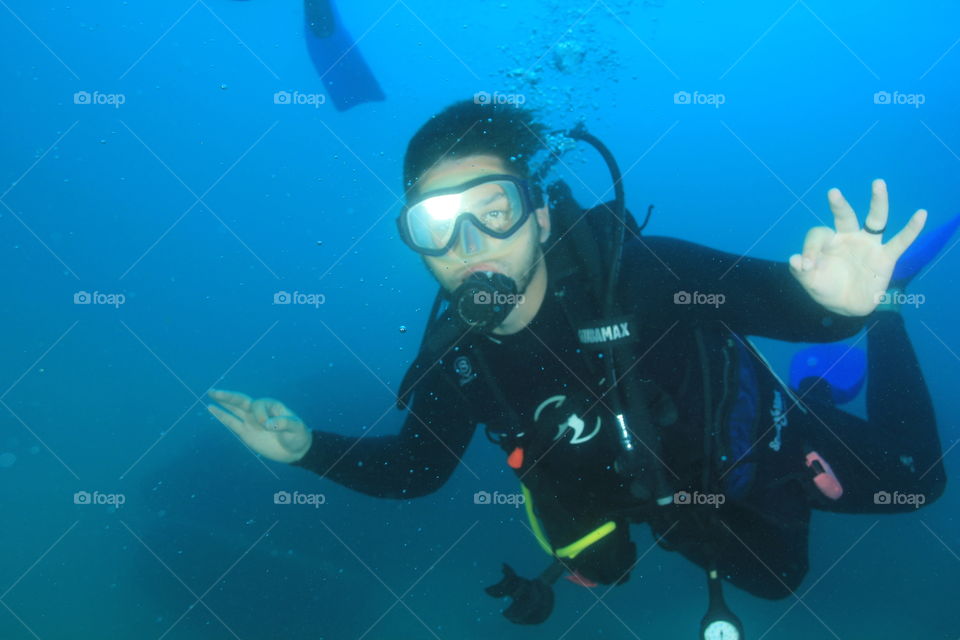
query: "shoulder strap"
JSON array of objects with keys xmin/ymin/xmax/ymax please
[
  {"xmin": 396, "ymin": 295, "xmax": 465, "ymax": 409},
  {"xmin": 543, "ymin": 180, "xmax": 641, "ymax": 309}
]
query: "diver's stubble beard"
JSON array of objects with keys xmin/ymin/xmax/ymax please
[
  {"xmin": 513, "ymin": 238, "xmax": 545, "ymax": 296},
  {"xmin": 423, "ymin": 229, "xmax": 546, "ymax": 297}
]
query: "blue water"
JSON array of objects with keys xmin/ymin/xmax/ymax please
[{"xmin": 1, "ymin": 1, "xmax": 958, "ymax": 638}]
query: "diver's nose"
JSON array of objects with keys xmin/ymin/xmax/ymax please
[{"xmin": 458, "ymin": 218, "xmax": 485, "ymax": 256}]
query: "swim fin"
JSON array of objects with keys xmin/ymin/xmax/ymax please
[
  {"xmin": 304, "ymin": 0, "xmax": 385, "ymax": 111},
  {"xmin": 789, "ymin": 343, "xmax": 867, "ymax": 405},
  {"xmin": 891, "ymin": 213, "xmax": 960, "ymax": 287}
]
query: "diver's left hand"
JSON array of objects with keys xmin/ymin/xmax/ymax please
[{"xmin": 789, "ymin": 179, "xmax": 927, "ymax": 316}]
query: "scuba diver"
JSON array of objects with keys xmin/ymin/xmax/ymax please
[{"xmin": 206, "ymin": 100, "xmax": 947, "ymax": 638}]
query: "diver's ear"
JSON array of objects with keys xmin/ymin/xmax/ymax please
[{"xmin": 536, "ymin": 205, "xmax": 551, "ymax": 243}]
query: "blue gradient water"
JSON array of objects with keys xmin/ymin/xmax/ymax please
[{"xmin": 1, "ymin": 1, "xmax": 958, "ymax": 638}]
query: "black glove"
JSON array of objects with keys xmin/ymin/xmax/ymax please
[{"xmin": 485, "ymin": 563, "xmax": 556, "ymax": 625}]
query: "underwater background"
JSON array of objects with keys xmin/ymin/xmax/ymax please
[{"xmin": 1, "ymin": 0, "xmax": 958, "ymax": 638}]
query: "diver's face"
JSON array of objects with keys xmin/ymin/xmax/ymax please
[{"xmin": 413, "ymin": 154, "xmax": 550, "ymax": 295}]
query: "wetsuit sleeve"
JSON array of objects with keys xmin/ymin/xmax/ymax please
[
  {"xmin": 805, "ymin": 312, "xmax": 946, "ymax": 513},
  {"xmin": 628, "ymin": 236, "xmax": 867, "ymax": 341},
  {"xmin": 291, "ymin": 365, "xmax": 478, "ymax": 499}
]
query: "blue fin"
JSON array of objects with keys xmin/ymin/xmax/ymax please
[
  {"xmin": 891, "ymin": 213, "xmax": 960, "ymax": 286},
  {"xmin": 305, "ymin": 0, "xmax": 385, "ymax": 112},
  {"xmin": 789, "ymin": 344, "xmax": 867, "ymax": 405}
]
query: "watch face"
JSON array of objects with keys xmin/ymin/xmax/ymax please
[{"xmin": 704, "ymin": 620, "xmax": 740, "ymax": 640}]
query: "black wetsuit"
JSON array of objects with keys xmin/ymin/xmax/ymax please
[{"xmin": 294, "ymin": 236, "xmax": 946, "ymax": 599}]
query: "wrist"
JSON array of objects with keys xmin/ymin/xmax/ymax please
[
  {"xmin": 289, "ymin": 429, "xmax": 315, "ymax": 464},
  {"xmin": 874, "ymin": 287, "xmax": 903, "ymax": 313}
]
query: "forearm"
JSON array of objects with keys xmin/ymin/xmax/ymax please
[
  {"xmin": 292, "ymin": 425, "xmax": 467, "ymax": 499},
  {"xmin": 633, "ymin": 237, "xmax": 867, "ymax": 341},
  {"xmin": 715, "ymin": 253, "xmax": 867, "ymax": 341}
]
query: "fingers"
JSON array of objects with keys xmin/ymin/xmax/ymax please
[
  {"xmin": 207, "ymin": 389, "xmax": 252, "ymax": 412},
  {"xmin": 252, "ymin": 399, "xmax": 270, "ymax": 425},
  {"xmin": 252, "ymin": 398, "xmax": 295, "ymax": 426},
  {"xmin": 207, "ymin": 404, "xmax": 248, "ymax": 436},
  {"xmin": 828, "ymin": 188, "xmax": 860, "ymax": 234},
  {"xmin": 267, "ymin": 400, "xmax": 294, "ymax": 418},
  {"xmin": 208, "ymin": 390, "xmax": 299, "ymax": 433},
  {"xmin": 797, "ymin": 225, "xmax": 835, "ymax": 271},
  {"xmin": 788, "ymin": 253, "xmax": 804, "ymax": 275},
  {"xmin": 863, "ymin": 178, "xmax": 889, "ymax": 236},
  {"xmin": 884, "ymin": 208, "xmax": 928, "ymax": 261},
  {"xmin": 266, "ymin": 415, "xmax": 303, "ymax": 433}
]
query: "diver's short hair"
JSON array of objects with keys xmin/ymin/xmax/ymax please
[{"xmin": 402, "ymin": 99, "xmax": 547, "ymax": 202}]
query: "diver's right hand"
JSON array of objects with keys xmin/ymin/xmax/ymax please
[{"xmin": 206, "ymin": 389, "xmax": 313, "ymax": 464}]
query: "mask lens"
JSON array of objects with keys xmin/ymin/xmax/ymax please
[
  {"xmin": 406, "ymin": 192, "xmax": 462, "ymax": 251},
  {"xmin": 403, "ymin": 178, "xmax": 527, "ymax": 254}
]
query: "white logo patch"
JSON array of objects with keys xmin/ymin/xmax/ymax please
[
  {"xmin": 578, "ymin": 322, "xmax": 631, "ymax": 345},
  {"xmin": 534, "ymin": 395, "xmax": 602, "ymax": 445},
  {"xmin": 768, "ymin": 390, "xmax": 789, "ymax": 452},
  {"xmin": 454, "ymin": 356, "xmax": 476, "ymax": 386}
]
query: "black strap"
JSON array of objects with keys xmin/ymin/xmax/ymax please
[
  {"xmin": 396, "ymin": 295, "xmax": 467, "ymax": 410},
  {"xmin": 470, "ymin": 343, "xmax": 524, "ymax": 451}
]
